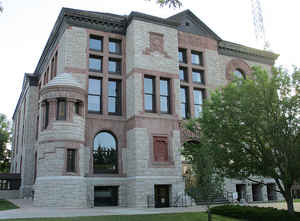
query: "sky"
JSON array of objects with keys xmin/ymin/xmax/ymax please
[{"xmin": 0, "ymin": 0, "xmax": 299, "ymax": 120}]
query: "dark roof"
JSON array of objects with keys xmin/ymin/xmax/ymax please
[
  {"xmin": 218, "ymin": 40, "xmax": 279, "ymax": 65},
  {"xmin": 168, "ymin": 9, "xmax": 222, "ymax": 41},
  {"xmin": 12, "ymin": 73, "xmax": 38, "ymax": 120}
]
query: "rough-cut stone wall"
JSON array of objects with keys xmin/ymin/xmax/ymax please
[
  {"xmin": 58, "ymin": 26, "xmax": 88, "ymax": 73},
  {"xmin": 34, "ymin": 176, "xmax": 88, "ymax": 207}
]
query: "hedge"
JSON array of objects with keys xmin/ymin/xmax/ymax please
[{"xmin": 210, "ymin": 205, "xmax": 300, "ymax": 221}]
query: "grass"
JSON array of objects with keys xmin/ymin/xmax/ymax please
[
  {"xmin": 0, "ymin": 199, "xmax": 19, "ymax": 211},
  {"xmin": 294, "ymin": 199, "xmax": 300, "ymax": 203},
  {"xmin": 2, "ymin": 212, "xmax": 240, "ymax": 221}
]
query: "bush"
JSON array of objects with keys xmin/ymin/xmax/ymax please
[{"xmin": 211, "ymin": 205, "xmax": 300, "ymax": 221}]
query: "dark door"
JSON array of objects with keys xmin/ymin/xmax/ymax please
[
  {"xmin": 155, "ymin": 185, "xmax": 170, "ymax": 208},
  {"xmin": 94, "ymin": 186, "xmax": 118, "ymax": 206}
]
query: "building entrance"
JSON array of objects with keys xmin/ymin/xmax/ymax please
[
  {"xmin": 94, "ymin": 186, "xmax": 118, "ymax": 206},
  {"xmin": 155, "ymin": 185, "xmax": 170, "ymax": 208}
]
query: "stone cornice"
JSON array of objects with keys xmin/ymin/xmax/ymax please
[{"xmin": 218, "ymin": 40, "xmax": 279, "ymax": 65}]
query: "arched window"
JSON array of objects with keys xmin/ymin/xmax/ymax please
[
  {"xmin": 233, "ymin": 69, "xmax": 245, "ymax": 79},
  {"xmin": 93, "ymin": 131, "xmax": 118, "ymax": 174}
]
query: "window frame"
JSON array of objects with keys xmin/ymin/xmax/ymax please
[
  {"xmin": 144, "ymin": 76, "xmax": 156, "ymax": 113},
  {"xmin": 44, "ymin": 101, "xmax": 49, "ymax": 129},
  {"xmin": 56, "ymin": 98, "xmax": 67, "ymax": 121},
  {"xmin": 108, "ymin": 79, "xmax": 122, "ymax": 115},
  {"xmin": 191, "ymin": 50, "xmax": 203, "ymax": 66},
  {"xmin": 180, "ymin": 87, "xmax": 189, "ymax": 119},
  {"xmin": 89, "ymin": 54, "xmax": 103, "ymax": 72},
  {"xmin": 88, "ymin": 77, "xmax": 102, "ymax": 114},
  {"xmin": 159, "ymin": 78, "xmax": 171, "ymax": 114},
  {"xmin": 193, "ymin": 89, "xmax": 204, "ymax": 118},
  {"xmin": 109, "ymin": 38, "xmax": 122, "ymax": 55},
  {"xmin": 178, "ymin": 48, "xmax": 187, "ymax": 63},
  {"xmin": 93, "ymin": 131, "xmax": 118, "ymax": 174},
  {"xmin": 66, "ymin": 148, "xmax": 77, "ymax": 173},
  {"xmin": 108, "ymin": 58, "xmax": 122, "ymax": 74},
  {"xmin": 179, "ymin": 66, "xmax": 188, "ymax": 82},
  {"xmin": 89, "ymin": 34, "xmax": 103, "ymax": 52},
  {"xmin": 192, "ymin": 69, "xmax": 204, "ymax": 84}
]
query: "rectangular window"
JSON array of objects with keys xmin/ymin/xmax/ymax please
[
  {"xmin": 179, "ymin": 66, "xmax": 188, "ymax": 81},
  {"xmin": 144, "ymin": 76, "xmax": 155, "ymax": 112},
  {"xmin": 44, "ymin": 101, "xmax": 49, "ymax": 129},
  {"xmin": 89, "ymin": 35, "xmax": 103, "ymax": 51},
  {"xmin": 51, "ymin": 52, "xmax": 58, "ymax": 79},
  {"xmin": 75, "ymin": 102, "xmax": 80, "ymax": 115},
  {"xmin": 108, "ymin": 58, "xmax": 121, "ymax": 74},
  {"xmin": 153, "ymin": 136, "xmax": 169, "ymax": 162},
  {"xmin": 160, "ymin": 79, "xmax": 170, "ymax": 114},
  {"xmin": 57, "ymin": 99, "xmax": 67, "ymax": 120},
  {"xmin": 109, "ymin": 39, "xmax": 122, "ymax": 54},
  {"xmin": 108, "ymin": 79, "xmax": 121, "ymax": 115},
  {"xmin": 88, "ymin": 78, "xmax": 102, "ymax": 113},
  {"xmin": 193, "ymin": 89, "xmax": 204, "ymax": 118},
  {"xmin": 66, "ymin": 149, "xmax": 76, "ymax": 173},
  {"xmin": 180, "ymin": 87, "xmax": 189, "ymax": 119},
  {"xmin": 89, "ymin": 55, "xmax": 102, "ymax": 72},
  {"xmin": 192, "ymin": 69, "xmax": 204, "ymax": 84},
  {"xmin": 43, "ymin": 67, "xmax": 49, "ymax": 85},
  {"xmin": 191, "ymin": 51, "xmax": 203, "ymax": 66},
  {"xmin": 178, "ymin": 48, "xmax": 187, "ymax": 63}
]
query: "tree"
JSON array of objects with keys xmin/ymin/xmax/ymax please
[
  {"xmin": 147, "ymin": 0, "xmax": 182, "ymax": 8},
  {"xmin": 0, "ymin": 1, "xmax": 3, "ymax": 13},
  {"xmin": 0, "ymin": 114, "xmax": 11, "ymax": 173},
  {"xmin": 182, "ymin": 137, "xmax": 224, "ymax": 221},
  {"xmin": 192, "ymin": 66, "xmax": 300, "ymax": 214}
]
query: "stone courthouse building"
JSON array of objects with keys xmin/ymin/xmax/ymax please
[{"xmin": 11, "ymin": 8, "xmax": 283, "ymax": 207}]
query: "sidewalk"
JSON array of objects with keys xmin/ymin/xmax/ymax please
[{"xmin": 0, "ymin": 199, "xmax": 206, "ymax": 220}]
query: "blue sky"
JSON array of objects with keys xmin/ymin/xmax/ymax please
[{"xmin": 0, "ymin": 0, "xmax": 299, "ymax": 120}]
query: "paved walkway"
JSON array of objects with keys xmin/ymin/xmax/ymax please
[{"xmin": 0, "ymin": 199, "xmax": 206, "ymax": 220}]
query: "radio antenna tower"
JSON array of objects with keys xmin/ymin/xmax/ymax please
[{"xmin": 251, "ymin": 0, "xmax": 270, "ymax": 50}]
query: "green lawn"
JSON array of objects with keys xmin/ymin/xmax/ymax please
[
  {"xmin": 294, "ymin": 199, "xmax": 300, "ymax": 203},
  {"xmin": 0, "ymin": 199, "xmax": 19, "ymax": 211},
  {"xmin": 3, "ymin": 212, "xmax": 240, "ymax": 221}
]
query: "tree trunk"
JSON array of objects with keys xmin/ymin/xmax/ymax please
[
  {"xmin": 286, "ymin": 192, "xmax": 295, "ymax": 215},
  {"xmin": 207, "ymin": 205, "xmax": 212, "ymax": 221}
]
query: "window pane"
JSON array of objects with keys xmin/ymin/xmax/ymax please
[
  {"xmin": 144, "ymin": 78, "xmax": 153, "ymax": 94},
  {"xmin": 178, "ymin": 51, "xmax": 183, "ymax": 62},
  {"xmin": 181, "ymin": 103, "xmax": 187, "ymax": 119},
  {"xmin": 144, "ymin": 94, "xmax": 153, "ymax": 111},
  {"xmin": 234, "ymin": 69, "xmax": 245, "ymax": 79},
  {"xmin": 180, "ymin": 87, "xmax": 186, "ymax": 102},
  {"xmin": 88, "ymin": 95, "xmax": 100, "ymax": 112},
  {"xmin": 93, "ymin": 132, "xmax": 117, "ymax": 174},
  {"xmin": 109, "ymin": 40, "xmax": 121, "ymax": 54},
  {"xmin": 67, "ymin": 149, "xmax": 76, "ymax": 172},
  {"xmin": 108, "ymin": 59, "xmax": 121, "ymax": 73},
  {"xmin": 108, "ymin": 97, "xmax": 116, "ymax": 113},
  {"xmin": 90, "ymin": 36, "xmax": 102, "ymax": 51},
  {"xmin": 193, "ymin": 90, "xmax": 203, "ymax": 105},
  {"xmin": 192, "ymin": 70, "xmax": 202, "ymax": 83},
  {"xmin": 89, "ymin": 56, "xmax": 102, "ymax": 71},
  {"xmin": 88, "ymin": 78, "xmax": 101, "ymax": 95},
  {"xmin": 160, "ymin": 96, "xmax": 168, "ymax": 113},
  {"xmin": 194, "ymin": 105, "xmax": 202, "ymax": 118},
  {"xmin": 179, "ymin": 67, "xmax": 187, "ymax": 81},
  {"xmin": 57, "ymin": 100, "xmax": 66, "ymax": 120},
  {"xmin": 108, "ymin": 81, "xmax": 117, "ymax": 96},
  {"xmin": 160, "ymin": 79, "xmax": 169, "ymax": 96},
  {"xmin": 192, "ymin": 51, "xmax": 203, "ymax": 65}
]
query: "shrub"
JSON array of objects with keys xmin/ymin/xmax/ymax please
[{"xmin": 211, "ymin": 205, "xmax": 300, "ymax": 221}]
